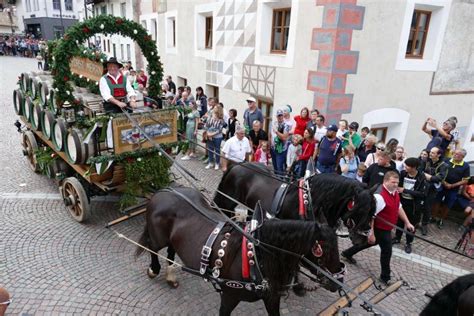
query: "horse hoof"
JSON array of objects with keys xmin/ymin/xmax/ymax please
[
  {"xmin": 293, "ymin": 283, "xmax": 306, "ymax": 297},
  {"xmin": 167, "ymin": 280, "xmax": 179, "ymax": 289},
  {"xmin": 147, "ymin": 267, "xmax": 158, "ymax": 279}
]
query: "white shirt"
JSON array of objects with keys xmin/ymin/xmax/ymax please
[
  {"xmin": 99, "ymin": 73, "xmax": 136, "ymax": 102},
  {"xmin": 314, "ymin": 125, "xmax": 327, "ymax": 142},
  {"xmin": 222, "ymin": 136, "xmax": 252, "ymax": 162}
]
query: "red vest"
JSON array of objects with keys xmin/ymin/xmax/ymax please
[
  {"xmin": 104, "ymin": 74, "xmax": 127, "ymax": 98},
  {"xmin": 374, "ymin": 186, "xmax": 400, "ymax": 231}
]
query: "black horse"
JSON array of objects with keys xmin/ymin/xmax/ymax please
[
  {"xmin": 137, "ymin": 187, "xmax": 343, "ymax": 316},
  {"xmin": 421, "ymin": 273, "xmax": 474, "ymax": 316},
  {"xmin": 214, "ymin": 162, "xmax": 376, "ymax": 245}
]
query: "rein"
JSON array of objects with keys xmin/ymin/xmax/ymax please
[{"xmin": 118, "ymin": 108, "xmax": 388, "ymax": 314}]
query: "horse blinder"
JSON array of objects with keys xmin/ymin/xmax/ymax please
[
  {"xmin": 312, "ymin": 241, "xmax": 324, "ymax": 258},
  {"xmin": 347, "ymin": 199, "xmax": 355, "ymax": 211}
]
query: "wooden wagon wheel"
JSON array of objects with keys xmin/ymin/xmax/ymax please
[
  {"xmin": 22, "ymin": 130, "xmax": 40, "ymax": 173},
  {"xmin": 61, "ymin": 177, "xmax": 90, "ymax": 222}
]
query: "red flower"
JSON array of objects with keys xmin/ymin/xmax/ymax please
[
  {"xmin": 126, "ymin": 157, "xmax": 135, "ymax": 163},
  {"xmin": 144, "ymin": 35, "xmax": 152, "ymax": 41},
  {"xmin": 73, "ymin": 99, "xmax": 81, "ymax": 105},
  {"xmin": 116, "ymin": 18, "xmax": 123, "ymax": 25},
  {"xmin": 63, "ymin": 76, "xmax": 69, "ymax": 81},
  {"xmin": 82, "ymin": 27, "xmax": 90, "ymax": 33}
]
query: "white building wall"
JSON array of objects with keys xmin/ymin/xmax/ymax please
[
  {"xmin": 344, "ymin": 0, "xmax": 473, "ymax": 160},
  {"xmin": 94, "ymin": 0, "xmax": 138, "ymax": 68},
  {"xmin": 141, "ymin": 0, "xmax": 473, "ymax": 161},
  {"xmin": 145, "ymin": 0, "xmax": 318, "ymax": 124}
]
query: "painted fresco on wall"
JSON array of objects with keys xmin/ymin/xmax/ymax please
[
  {"xmin": 431, "ymin": 1, "xmax": 474, "ymax": 94},
  {"xmin": 205, "ymin": 0, "xmax": 257, "ymax": 92}
]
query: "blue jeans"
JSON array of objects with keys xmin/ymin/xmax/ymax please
[
  {"xmin": 316, "ymin": 161, "xmax": 336, "ymax": 174},
  {"xmin": 294, "ymin": 160, "xmax": 308, "ymax": 178},
  {"xmin": 207, "ymin": 137, "xmax": 223, "ymax": 165},
  {"xmin": 271, "ymin": 148, "xmax": 287, "ymax": 176}
]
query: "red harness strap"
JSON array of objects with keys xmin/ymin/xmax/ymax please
[
  {"xmin": 242, "ymin": 226, "xmax": 250, "ymax": 279},
  {"xmin": 298, "ymin": 179, "xmax": 306, "ymax": 218}
]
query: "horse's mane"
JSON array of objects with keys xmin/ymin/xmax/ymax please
[
  {"xmin": 257, "ymin": 220, "xmax": 317, "ymax": 300},
  {"xmin": 309, "ymin": 174, "xmax": 375, "ymax": 230},
  {"xmin": 421, "ymin": 273, "xmax": 474, "ymax": 315}
]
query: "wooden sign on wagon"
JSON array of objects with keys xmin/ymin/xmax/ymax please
[
  {"xmin": 69, "ymin": 56, "xmax": 104, "ymax": 82},
  {"xmin": 112, "ymin": 109, "xmax": 178, "ymax": 154}
]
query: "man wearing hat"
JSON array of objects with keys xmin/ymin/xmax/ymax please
[
  {"xmin": 243, "ymin": 96, "xmax": 263, "ymax": 135},
  {"xmin": 99, "ymin": 57, "xmax": 137, "ymax": 113},
  {"xmin": 314, "ymin": 124, "xmax": 342, "ymax": 174}
]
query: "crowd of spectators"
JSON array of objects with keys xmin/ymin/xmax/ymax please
[
  {"xmin": 157, "ymin": 82, "xmax": 472, "ymax": 255},
  {"xmin": 0, "ymin": 35, "xmax": 45, "ymax": 58}
]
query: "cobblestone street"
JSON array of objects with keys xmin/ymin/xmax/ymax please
[{"xmin": 0, "ymin": 56, "xmax": 472, "ymax": 315}]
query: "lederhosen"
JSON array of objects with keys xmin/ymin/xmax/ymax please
[{"xmin": 103, "ymin": 74, "xmax": 129, "ymax": 113}]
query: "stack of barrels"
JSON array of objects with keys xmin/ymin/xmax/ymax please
[{"xmin": 14, "ymin": 71, "xmax": 103, "ymax": 169}]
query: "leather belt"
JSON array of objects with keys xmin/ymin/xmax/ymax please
[{"xmin": 200, "ymin": 221, "xmax": 225, "ymax": 275}]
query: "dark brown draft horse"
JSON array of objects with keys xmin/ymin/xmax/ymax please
[
  {"xmin": 136, "ymin": 187, "xmax": 343, "ymax": 316},
  {"xmin": 421, "ymin": 273, "xmax": 474, "ymax": 316},
  {"xmin": 214, "ymin": 162, "xmax": 376, "ymax": 245}
]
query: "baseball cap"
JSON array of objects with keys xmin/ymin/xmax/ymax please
[
  {"xmin": 349, "ymin": 122, "xmax": 359, "ymax": 131},
  {"xmin": 246, "ymin": 96, "xmax": 256, "ymax": 103},
  {"xmin": 276, "ymin": 109, "xmax": 284, "ymax": 116},
  {"xmin": 327, "ymin": 124, "xmax": 338, "ymax": 132}
]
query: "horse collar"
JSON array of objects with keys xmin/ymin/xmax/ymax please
[
  {"xmin": 200, "ymin": 221, "xmax": 226, "ymax": 276},
  {"xmin": 242, "ymin": 224, "xmax": 264, "ymax": 285},
  {"xmin": 299, "ymin": 178, "xmax": 315, "ymax": 220}
]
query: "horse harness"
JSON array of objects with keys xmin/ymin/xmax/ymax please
[
  {"xmin": 270, "ymin": 178, "xmax": 316, "ymax": 221},
  {"xmin": 190, "ymin": 220, "xmax": 268, "ymax": 296}
]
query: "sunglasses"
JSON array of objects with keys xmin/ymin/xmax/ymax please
[
  {"xmin": 376, "ymin": 147, "xmax": 385, "ymax": 150},
  {"xmin": 0, "ymin": 298, "xmax": 11, "ymax": 306}
]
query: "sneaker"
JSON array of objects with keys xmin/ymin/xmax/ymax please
[
  {"xmin": 391, "ymin": 238, "xmax": 401, "ymax": 245},
  {"xmin": 189, "ymin": 153, "xmax": 197, "ymax": 158},
  {"xmin": 341, "ymin": 251, "xmax": 357, "ymax": 264},
  {"xmin": 379, "ymin": 277, "xmax": 395, "ymax": 286},
  {"xmin": 205, "ymin": 163, "xmax": 214, "ymax": 169},
  {"xmin": 180, "ymin": 155, "xmax": 190, "ymax": 160},
  {"xmin": 405, "ymin": 244, "xmax": 412, "ymax": 254},
  {"xmin": 421, "ymin": 225, "xmax": 428, "ymax": 236},
  {"xmin": 214, "ymin": 164, "xmax": 220, "ymax": 170}
]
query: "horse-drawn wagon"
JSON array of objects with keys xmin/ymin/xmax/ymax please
[{"xmin": 13, "ymin": 16, "xmax": 178, "ymax": 223}]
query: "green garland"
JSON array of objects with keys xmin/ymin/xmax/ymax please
[
  {"xmin": 51, "ymin": 15, "xmax": 163, "ymax": 107},
  {"xmin": 120, "ymin": 154, "xmax": 172, "ymax": 209}
]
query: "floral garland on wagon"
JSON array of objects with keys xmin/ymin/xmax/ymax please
[
  {"xmin": 47, "ymin": 15, "xmax": 172, "ymax": 209},
  {"xmin": 50, "ymin": 15, "xmax": 163, "ymax": 107}
]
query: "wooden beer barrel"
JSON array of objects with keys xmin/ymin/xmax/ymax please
[
  {"xmin": 51, "ymin": 117, "xmax": 67, "ymax": 151},
  {"xmin": 23, "ymin": 97, "xmax": 34, "ymax": 123},
  {"xmin": 39, "ymin": 83, "xmax": 50, "ymax": 107},
  {"xmin": 65, "ymin": 128, "xmax": 97, "ymax": 164},
  {"xmin": 41, "ymin": 109, "xmax": 55, "ymax": 139},
  {"xmin": 22, "ymin": 72, "xmax": 31, "ymax": 92},
  {"xmin": 31, "ymin": 77, "xmax": 41, "ymax": 99},
  {"xmin": 31, "ymin": 102, "xmax": 43, "ymax": 131},
  {"xmin": 47, "ymin": 90, "xmax": 56, "ymax": 113},
  {"xmin": 13, "ymin": 89, "xmax": 24, "ymax": 116}
]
